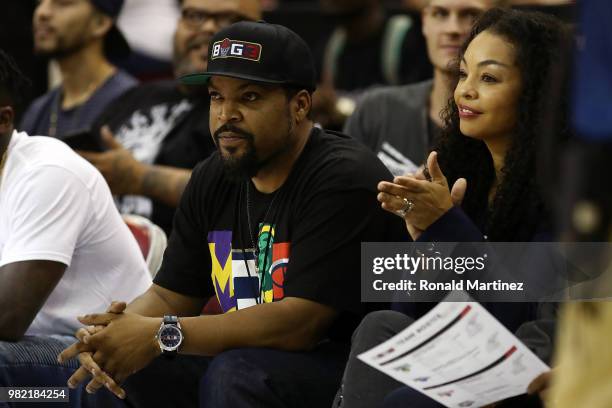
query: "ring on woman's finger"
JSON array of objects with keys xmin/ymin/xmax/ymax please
[{"xmin": 396, "ymin": 197, "xmax": 415, "ymax": 217}]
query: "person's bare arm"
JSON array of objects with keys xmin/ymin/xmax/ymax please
[
  {"xmin": 78, "ymin": 127, "xmax": 191, "ymax": 208},
  {"xmin": 77, "ymin": 296, "xmax": 337, "ymax": 358},
  {"xmin": 139, "ymin": 165, "xmax": 191, "ymax": 208},
  {"xmin": 179, "ymin": 297, "xmax": 338, "ymax": 355},
  {"xmin": 0, "ymin": 260, "xmax": 65, "ymax": 341},
  {"xmin": 125, "ymin": 283, "xmax": 206, "ymax": 317}
]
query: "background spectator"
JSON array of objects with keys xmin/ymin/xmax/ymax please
[
  {"xmin": 20, "ymin": 0, "xmax": 137, "ymax": 139},
  {"xmin": 312, "ymin": 0, "xmax": 431, "ymax": 128}
]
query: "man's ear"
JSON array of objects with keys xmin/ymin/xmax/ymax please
[
  {"xmin": 294, "ymin": 90, "xmax": 312, "ymax": 124},
  {"xmin": 0, "ymin": 106, "xmax": 14, "ymax": 135},
  {"xmin": 91, "ymin": 13, "xmax": 113, "ymax": 40}
]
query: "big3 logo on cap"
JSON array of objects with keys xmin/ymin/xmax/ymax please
[{"xmin": 211, "ymin": 38, "xmax": 262, "ymax": 62}]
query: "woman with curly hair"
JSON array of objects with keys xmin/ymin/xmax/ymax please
[
  {"xmin": 334, "ymin": 8, "xmax": 570, "ymax": 408},
  {"xmin": 380, "ymin": 7, "xmax": 569, "ymax": 242}
]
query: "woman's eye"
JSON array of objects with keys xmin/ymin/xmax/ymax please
[
  {"xmin": 481, "ymin": 74, "xmax": 498, "ymax": 83},
  {"xmin": 458, "ymin": 69, "xmax": 468, "ymax": 80},
  {"xmin": 209, "ymin": 92, "xmax": 221, "ymax": 101}
]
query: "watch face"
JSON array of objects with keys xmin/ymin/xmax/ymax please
[{"xmin": 159, "ymin": 325, "xmax": 183, "ymax": 350}]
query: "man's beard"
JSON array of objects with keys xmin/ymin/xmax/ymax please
[
  {"xmin": 214, "ymin": 124, "xmax": 260, "ymax": 183},
  {"xmin": 214, "ymin": 114, "xmax": 294, "ymax": 183},
  {"xmin": 34, "ymin": 35, "xmax": 89, "ymax": 60}
]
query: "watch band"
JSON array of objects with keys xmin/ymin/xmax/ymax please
[{"xmin": 163, "ymin": 315, "xmax": 179, "ymax": 325}]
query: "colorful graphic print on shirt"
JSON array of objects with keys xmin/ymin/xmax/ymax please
[{"xmin": 207, "ymin": 226, "xmax": 290, "ymax": 313}]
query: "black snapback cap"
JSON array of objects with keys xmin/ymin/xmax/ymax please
[{"xmin": 180, "ymin": 21, "xmax": 316, "ymax": 92}]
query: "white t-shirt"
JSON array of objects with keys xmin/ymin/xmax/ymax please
[{"xmin": 0, "ymin": 131, "xmax": 152, "ymax": 336}]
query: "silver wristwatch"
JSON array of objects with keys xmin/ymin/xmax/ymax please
[{"xmin": 155, "ymin": 315, "xmax": 184, "ymax": 357}]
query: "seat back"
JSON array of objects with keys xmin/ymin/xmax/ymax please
[{"xmin": 123, "ymin": 214, "xmax": 168, "ymax": 278}]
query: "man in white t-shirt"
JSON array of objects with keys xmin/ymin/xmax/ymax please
[{"xmin": 0, "ymin": 50, "xmax": 151, "ymax": 397}]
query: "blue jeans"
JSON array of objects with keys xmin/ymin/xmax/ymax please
[
  {"xmin": 0, "ymin": 335, "xmax": 125, "ymax": 408},
  {"xmin": 120, "ymin": 341, "xmax": 350, "ymax": 407}
]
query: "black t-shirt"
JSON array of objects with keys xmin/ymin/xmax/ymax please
[
  {"xmin": 154, "ymin": 127, "xmax": 405, "ymax": 339},
  {"xmin": 93, "ymin": 80, "xmax": 216, "ymax": 234}
]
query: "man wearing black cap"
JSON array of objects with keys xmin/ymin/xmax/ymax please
[
  {"xmin": 59, "ymin": 21, "xmax": 403, "ymax": 407},
  {"xmin": 20, "ymin": 0, "xmax": 137, "ymax": 139}
]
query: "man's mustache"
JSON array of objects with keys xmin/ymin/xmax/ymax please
[{"xmin": 213, "ymin": 125, "xmax": 254, "ymax": 141}]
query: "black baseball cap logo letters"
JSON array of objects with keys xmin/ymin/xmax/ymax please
[{"xmin": 181, "ymin": 21, "xmax": 316, "ymax": 92}]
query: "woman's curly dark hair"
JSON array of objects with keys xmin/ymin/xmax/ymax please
[{"xmin": 434, "ymin": 8, "xmax": 571, "ymax": 241}]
